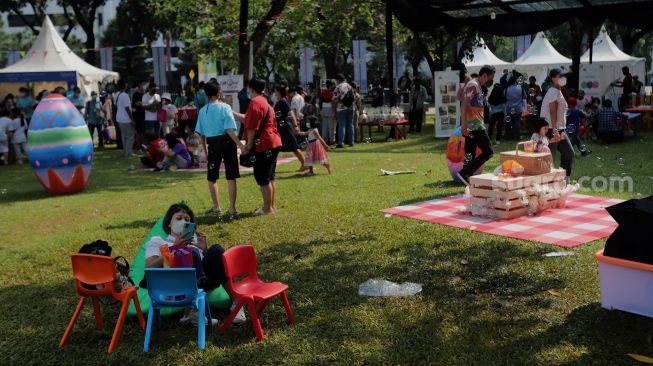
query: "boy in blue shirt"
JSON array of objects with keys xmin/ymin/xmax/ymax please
[{"xmin": 566, "ymin": 98, "xmax": 592, "ymax": 157}]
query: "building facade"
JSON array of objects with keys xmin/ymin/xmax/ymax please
[{"xmin": 1, "ymin": 0, "xmax": 118, "ymax": 47}]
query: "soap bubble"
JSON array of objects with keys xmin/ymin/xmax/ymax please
[
  {"xmin": 509, "ymin": 108, "xmax": 516, "ymax": 114},
  {"xmin": 0, "ymin": 188, "xmax": 6, "ymax": 195},
  {"xmin": 616, "ymin": 157, "xmax": 626, "ymax": 167},
  {"xmin": 504, "ymin": 116, "xmax": 512, "ymax": 123},
  {"xmin": 528, "ymin": 88, "xmax": 536, "ymax": 97},
  {"xmin": 566, "ymin": 124, "xmax": 577, "ymax": 134},
  {"xmin": 254, "ymin": 139, "xmax": 261, "ymax": 146},
  {"xmin": 265, "ymin": 150, "xmax": 273, "ymax": 158},
  {"xmin": 594, "ymin": 156, "xmax": 604, "ymax": 168}
]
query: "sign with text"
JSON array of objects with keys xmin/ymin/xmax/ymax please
[
  {"xmin": 217, "ymin": 75, "xmax": 243, "ymax": 111},
  {"xmin": 433, "ymin": 71, "xmax": 460, "ymax": 138},
  {"xmin": 579, "ymin": 63, "xmax": 604, "ymax": 98}
]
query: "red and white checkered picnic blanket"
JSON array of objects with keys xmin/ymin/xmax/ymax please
[{"xmin": 382, "ymin": 194, "xmax": 622, "ymax": 247}]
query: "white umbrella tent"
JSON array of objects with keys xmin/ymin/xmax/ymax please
[
  {"xmin": 513, "ymin": 32, "xmax": 572, "ymax": 83},
  {"xmin": 462, "ymin": 37, "xmax": 512, "ymax": 74},
  {"xmin": 581, "ymin": 25, "xmax": 646, "ymax": 95},
  {"xmin": 0, "ymin": 16, "xmax": 118, "ymax": 98}
]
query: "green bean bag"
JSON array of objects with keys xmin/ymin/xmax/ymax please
[{"xmin": 127, "ymin": 216, "xmax": 232, "ymax": 316}]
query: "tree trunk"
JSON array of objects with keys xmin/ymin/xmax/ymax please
[
  {"xmin": 569, "ymin": 19, "xmax": 582, "ymax": 92},
  {"xmin": 322, "ymin": 49, "xmax": 339, "ymax": 78},
  {"xmin": 238, "ymin": 0, "xmax": 249, "ymax": 77},
  {"xmin": 85, "ymin": 32, "xmax": 97, "ymax": 65},
  {"xmin": 242, "ymin": 0, "xmax": 288, "ymax": 74}
]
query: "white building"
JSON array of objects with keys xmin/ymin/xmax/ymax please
[{"xmin": 1, "ymin": 0, "xmax": 118, "ymax": 47}]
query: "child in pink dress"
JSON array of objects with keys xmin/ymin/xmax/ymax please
[{"xmin": 298, "ymin": 116, "xmax": 331, "ymax": 176}]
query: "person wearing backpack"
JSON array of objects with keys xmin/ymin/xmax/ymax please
[
  {"xmin": 505, "ymin": 75, "xmax": 527, "ymax": 140},
  {"xmin": 332, "ymin": 74, "xmax": 355, "ymax": 148},
  {"xmin": 487, "ymin": 82, "xmax": 507, "ymax": 145}
]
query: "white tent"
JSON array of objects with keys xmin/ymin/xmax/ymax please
[
  {"xmin": 514, "ymin": 32, "xmax": 572, "ymax": 83},
  {"xmin": 580, "ymin": 25, "xmax": 646, "ymax": 96},
  {"xmin": 462, "ymin": 37, "xmax": 512, "ymax": 73},
  {"xmin": 0, "ymin": 16, "xmax": 118, "ymax": 98}
]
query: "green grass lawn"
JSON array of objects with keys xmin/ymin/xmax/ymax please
[{"xmin": 1, "ymin": 122, "xmax": 652, "ymax": 365}]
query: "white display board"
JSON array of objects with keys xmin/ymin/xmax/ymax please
[
  {"xmin": 433, "ymin": 71, "xmax": 460, "ymax": 138},
  {"xmin": 579, "ymin": 64, "xmax": 605, "ymax": 98},
  {"xmin": 216, "ymin": 75, "xmax": 243, "ymax": 112}
]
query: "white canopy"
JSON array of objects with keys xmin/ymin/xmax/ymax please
[
  {"xmin": 582, "ymin": 25, "xmax": 645, "ymax": 64},
  {"xmin": 0, "ymin": 16, "xmax": 118, "ymax": 97},
  {"xmin": 463, "ymin": 37, "xmax": 512, "ymax": 72},
  {"xmin": 513, "ymin": 32, "xmax": 571, "ymax": 83},
  {"xmin": 515, "ymin": 32, "xmax": 572, "ymax": 67},
  {"xmin": 580, "ymin": 25, "xmax": 646, "ymax": 97}
]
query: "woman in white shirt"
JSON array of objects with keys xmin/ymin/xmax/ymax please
[
  {"xmin": 144, "ymin": 203, "xmax": 245, "ymax": 326},
  {"xmin": 540, "ymin": 68, "xmax": 574, "ymax": 184}
]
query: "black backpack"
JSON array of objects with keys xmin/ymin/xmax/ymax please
[
  {"xmin": 341, "ymin": 87, "xmax": 355, "ymax": 108},
  {"xmin": 78, "ymin": 240, "xmax": 134, "ymax": 289},
  {"xmin": 488, "ymin": 85, "xmax": 506, "ymax": 106}
]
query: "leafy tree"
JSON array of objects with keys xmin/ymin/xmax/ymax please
[
  {"xmin": 101, "ymin": 0, "xmax": 168, "ymax": 85},
  {"xmin": 152, "ymin": 0, "xmax": 288, "ymax": 78},
  {"xmin": 59, "ymin": 0, "xmax": 108, "ymax": 64},
  {"xmin": 0, "ymin": 0, "xmax": 77, "ymax": 40}
]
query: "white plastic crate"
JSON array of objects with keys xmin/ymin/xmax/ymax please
[{"xmin": 595, "ymin": 249, "xmax": 653, "ymax": 319}]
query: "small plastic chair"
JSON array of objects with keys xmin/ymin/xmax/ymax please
[
  {"xmin": 219, "ymin": 245, "xmax": 294, "ymax": 341},
  {"xmin": 143, "ymin": 268, "xmax": 212, "ymax": 352},
  {"xmin": 59, "ymin": 253, "xmax": 146, "ymax": 353}
]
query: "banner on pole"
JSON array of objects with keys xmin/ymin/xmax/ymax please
[
  {"xmin": 99, "ymin": 47, "xmax": 113, "ymax": 71},
  {"xmin": 299, "ymin": 47, "xmax": 314, "ymax": 88},
  {"xmin": 198, "ymin": 55, "xmax": 217, "ymax": 82},
  {"xmin": 352, "ymin": 40, "xmax": 368, "ymax": 93},
  {"xmin": 152, "ymin": 46, "xmax": 167, "ymax": 89},
  {"xmin": 433, "ymin": 71, "xmax": 460, "ymax": 138},
  {"xmin": 515, "ymin": 35, "xmax": 532, "ymax": 59},
  {"xmin": 7, "ymin": 51, "xmax": 21, "ymax": 66}
]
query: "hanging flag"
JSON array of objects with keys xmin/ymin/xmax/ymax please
[
  {"xmin": 352, "ymin": 40, "xmax": 368, "ymax": 93},
  {"xmin": 99, "ymin": 47, "xmax": 113, "ymax": 71},
  {"xmin": 298, "ymin": 47, "xmax": 314, "ymax": 88}
]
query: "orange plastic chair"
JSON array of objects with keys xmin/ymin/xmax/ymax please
[
  {"xmin": 59, "ymin": 253, "xmax": 146, "ymax": 353},
  {"xmin": 219, "ymin": 245, "xmax": 294, "ymax": 341}
]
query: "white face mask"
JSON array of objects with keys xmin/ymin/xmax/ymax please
[
  {"xmin": 558, "ymin": 77, "xmax": 567, "ymax": 87},
  {"xmin": 247, "ymin": 89, "xmax": 253, "ymax": 99},
  {"xmin": 171, "ymin": 219, "xmax": 188, "ymax": 235}
]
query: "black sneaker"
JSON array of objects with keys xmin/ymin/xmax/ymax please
[
  {"xmin": 581, "ymin": 150, "xmax": 592, "ymax": 157},
  {"xmin": 336, "ymin": 144, "xmax": 344, "ymax": 148}
]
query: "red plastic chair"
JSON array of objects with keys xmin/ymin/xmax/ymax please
[
  {"xmin": 59, "ymin": 253, "xmax": 146, "ymax": 353},
  {"xmin": 219, "ymin": 245, "xmax": 295, "ymax": 341}
]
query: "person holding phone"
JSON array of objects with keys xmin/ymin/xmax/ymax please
[{"xmin": 144, "ymin": 203, "xmax": 246, "ymax": 326}]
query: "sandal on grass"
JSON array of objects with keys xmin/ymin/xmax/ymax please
[
  {"xmin": 206, "ymin": 208, "xmax": 222, "ymax": 215},
  {"xmin": 252, "ymin": 207, "xmax": 266, "ymax": 216}
]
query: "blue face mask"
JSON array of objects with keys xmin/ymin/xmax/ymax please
[{"xmin": 92, "ymin": 96, "xmax": 97, "ymax": 101}]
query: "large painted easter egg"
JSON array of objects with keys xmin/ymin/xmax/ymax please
[
  {"xmin": 27, "ymin": 94, "xmax": 93, "ymax": 194},
  {"xmin": 445, "ymin": 127, "xmax": 484, "ymax": 183}
]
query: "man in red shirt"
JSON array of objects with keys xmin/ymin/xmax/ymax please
[{"xmin": 237, "ymin": 78, "xmax": 282, "ymax": 215}]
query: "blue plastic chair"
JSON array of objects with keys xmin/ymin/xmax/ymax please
[{"xmin": 143, "ymin": 268, "xmax": 212, "ymax": 352}]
